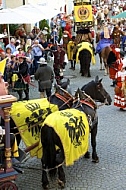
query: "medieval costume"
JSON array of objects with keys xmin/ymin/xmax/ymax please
[
  {"xmin": 53, "ymin": 45, "xmax": 66, "ymax": 84},
  {"xmin": 35, "ymin": 57, "xmax": 54, "ymax": 98},
  {"xmin": 67, "ymin": 36, "xmax": 76, "ymax": 70},
  {"xmin": 114, "ymin": 58, "xmax": 126, "ymax": 111},
  {"xmin": 14, "ymin": 55, "xmax": 30, "ymax": 101},
  {"xmin": 108, "ymin": 47, "xmax": 125, "ymax": 86},
  {"xmin": 111, "ymin": 25, "xmax": 124, "ymax": 48},
  {"xmin": 62, "ymin": 30, "xmax": 71, "ymax": 51}
]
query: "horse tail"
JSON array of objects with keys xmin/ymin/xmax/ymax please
[{"xmin": 41, "ymin": 124, "xmax": 57, "ymax": 177}]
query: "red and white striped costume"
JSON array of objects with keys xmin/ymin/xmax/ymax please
[{"xmin": 114, "ymin": 58, "xmax": 126, "ymax": 109}]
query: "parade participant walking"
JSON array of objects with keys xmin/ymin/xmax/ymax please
[
  {"xmin": 67, "ymin": 36, "xmax": 76, "ymax": 70},
  {"xmin": 53, "ymin": 44, "xmax": 66, "ymax": 84},
  {"xmin": 114, "ymin": 57, "xmax": 126, "ymax": 111},
  {"xmin": 35, "ymin": 57, "xmax": 54, "ymax": 98},
  {"xmin": 111, "ymin": 25, "xmax": 124, "ymax": 47},
  {"xmin": 14, "ymin": 55, "xmax": 30, "ymax": 101}
]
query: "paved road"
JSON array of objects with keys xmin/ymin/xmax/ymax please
[{"xmin": 13, "ymin": 54, "xmax": 126, "ymax": 190}]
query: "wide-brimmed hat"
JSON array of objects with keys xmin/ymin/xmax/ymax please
[
  {"xmin": 17, "ymin": 54, "xmax": 26, "ymax": 59},
  {"xmin": 37, "ymin": 57, "xmax": 47, "ymax": 64}
]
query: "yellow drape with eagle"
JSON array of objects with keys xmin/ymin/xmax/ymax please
[
  {"xmin": 42, "ymin": 109, "xmax": 89, "ymax": 166},
  {"xmin": 76, "ymin": 42, "xmax": 96, "ymax": 65},
  {"xmin": 10, "ymin": 98, "xmax": 58, "ymax": 158}
]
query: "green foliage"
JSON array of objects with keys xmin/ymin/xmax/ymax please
[
  {"xmin": 39, "ymin": 19, "xmax": 49, "ymax": 30},
  {"xmin": 9, "ymin": 24, "xmax": 20, "ymax": 35}
]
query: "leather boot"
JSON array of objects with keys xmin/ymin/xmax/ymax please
[
  {"xmin": 23, "ymin": 89, "xmax": 29, "ymax": 100},
  {"xmin": 17, "ymin": 91, "xmax": 23, "ymax": 101}
]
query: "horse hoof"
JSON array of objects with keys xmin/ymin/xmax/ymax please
[
  {"xmin": 58, "ymin": 179, "xmax": 65, "ymax": 189},
  {"xmin": 92, "ymin": 157, "xmax": 99, "ymax": 163},
  {"xmin": 84, "ymin": 151, "xmax": 90, "ymax": 159},
  {"xmin": 42, "ymin": 185, "xmax": 49, "ymax": 189}
]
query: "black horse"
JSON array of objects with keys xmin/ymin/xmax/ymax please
[
  {"xmin": 41, "ymin": 80, "xmax": 112, "ymax": 189},
  {"xmin": 79, "ymin": 49, "xmax": 92, "ymax": 77},
  {"xmin": 81, "ymin": 76, "xmax": 112, "ymax": 161}
]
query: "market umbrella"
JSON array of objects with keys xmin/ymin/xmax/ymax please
[
  {"xmin": 14, "ymin": 4, "xmax": 48, "ymax": 21},
  {"xmin": 14, "ymin": 3, "xmax": 61, "ymax": 21},
  {"xmin": 0, "ymin": 8, "xmax": 43, "ymax": 42},
  {"xmin": 111, "ymin": 11, "xmax": 126, "ymax": 19}
]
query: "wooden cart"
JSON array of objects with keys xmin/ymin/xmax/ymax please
[{"xmin": 0, "ymin": 95, "xmax": 18, "ymax": 189}]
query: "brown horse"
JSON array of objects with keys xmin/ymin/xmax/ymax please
[{"xmin": 96, "ymin": 32, "xmax": 112, "ymax": 75}]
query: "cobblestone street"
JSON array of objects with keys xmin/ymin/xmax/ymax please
[{"xmin": 13, "ymin": 55, "xmax": 126, "ymax": 190}]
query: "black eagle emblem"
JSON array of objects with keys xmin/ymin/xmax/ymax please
[{"xmin": 65, "ymin": 116, "xmax": 86, "ymax": 148}]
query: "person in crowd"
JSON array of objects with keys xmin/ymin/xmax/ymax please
[
  {"xmin": 114, "ymin": 57, "xmax": 126, "ymax": 111},
  {"xmin": 53, "ymin": 44, "xmax": 66, "ymax": 84},
  {"xmin": 64, "ymin": 20, "xmax": 72, "ymax": 39},
  {"xmin": 50, "ymin": 18, "xmax": 55, "ymax": 30},
  {"xmin": 60, "ymin": 18, "xmax": 66, "ymax": 32},
  {"xmin": 15, "ymin": 39, "xmax": 21, "ymax": 51},
  {"xmin": 50, "ymin": 26, "xmax": 58, "ymax": 44},
  {"xmin": 14, "ymin": 55, "xmax": 29, "ymax": 101},
  {"xmin": 39, "ymin": 38, "xmax": 49, "ymax": 61},
  {"xmin": 25, "ymin": 46, "xmax": 34, "ymax": 80},
  {"xmin": 5, "ymin": 47, "xmax": 12, "ymax": 61},
  {"xmin": 35, "ymin": 57, "xmax": 54, "ymax": 98},
  {"xmin": 9, "ymin": 55, "xmax": 19, "ymax": 89},
  {"xmin": 67, "ymin": 36, "xmax": 76, "ymax": 70},
  {"xmin": 32, "ymin": 40, "xmax": 44, "ymax": 72},
  {"xmin": 111, "ymin": 25, "xmax": 125, "ymax": 47},
  {"xmin": 6, "ymin": 38, "xmax": 16, "ymax": 54},
  {"xmin": 0, "ymin": 72, "xmax": 8, "ymax": 96}
]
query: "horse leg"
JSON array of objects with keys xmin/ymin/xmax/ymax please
[
  {"xmin": 91, "ymin": 123, "xmax": 99, "ymax": 163},
  {"xmin": 58, "ymin": 166, "xmax": 66, "ymax": 188},
  {"xmin": 41, "ymin": 158, "xmax": 49, "ymax": 189},
  {"xmin": 99, "ymin": 53, "xmax": 103, "ymax": 70},
  {"xmin": 56, "ymin": 149, "xmax": 66, "ymax": 188}
]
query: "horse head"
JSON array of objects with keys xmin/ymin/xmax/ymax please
[
  {"xmin": 49, "ymin": 79, "xmax": 73, "ymax": 110},
  {"xmin": 81, "ymin": 76, "xmax": 112, "ymax": 105}
]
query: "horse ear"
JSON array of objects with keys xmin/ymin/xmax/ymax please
[
  {"xmin": 99, "ymin": 78, "xmax": 103, "ymax": 83},
  {"xmin": 95, "ymin": 76, "xmax": 99, "ymax": 83},
  {"xmin": 67, "ymin": 78, "xmax": 70, "ymax": 85}
]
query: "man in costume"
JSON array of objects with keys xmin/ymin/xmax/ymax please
[
  {"xmin": 53, "ymin": 44, "xmax": 66, "ymax": 84},
  {"xmin": 14, "ymin": 55, "xmax": 30, "ymax": 101},
  {"xmin": 35, "ymin": 57, "xmax": 54, "ymax": 98},
  {"xmin": 67, "ymin": 36, "xmax": 76, "ymax": 70},
  {"xmin": 111, "ymin": 25, "xmax": 125, "ymax": 48}
]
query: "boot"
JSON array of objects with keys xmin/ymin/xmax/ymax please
[
  {"xmin": 23, "ymin": 89, "xmax": 29, "ymax": 100},
  {"xmin": 17, "ymin": 91, "xmax": 23, "ymax": 101},
  {"xmin": 69, "ymin": 60, "xmax": 74, "ymax": 69}
]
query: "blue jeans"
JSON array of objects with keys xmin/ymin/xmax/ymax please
[{"xmin": 33, "ymin": 56, "xmax": 42, "ymax": 73}]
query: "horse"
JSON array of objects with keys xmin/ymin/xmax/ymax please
[
  {"xmin": 41, "ymin": 77, "xmax": 112, "ymax": 189},
  {"xmin": 96, "ymin": 32, "xmax": 113, "ymax": 75},
  {"xmin": 76, "ymin": 42, "xmax": 95, "ymax": 77}
]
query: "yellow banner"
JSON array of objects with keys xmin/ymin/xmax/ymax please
[
  {"xmin": 10, "ymin": 98, "xmax": 58, "ymax": 158},
  {"xmin": 0, "ymin": 58, "xmax": 7, "ymax": 75},
  {"xmin": 74, "ymin": 5, "xmax": 92, "ymax": 22},
  {"xmin": 43, "ymin": 109, "xmax": 89, "ymax": 166}
]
